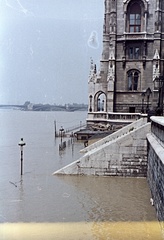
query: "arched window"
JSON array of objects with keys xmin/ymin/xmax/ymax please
[
  {"xmin": 95, "ymin": 92, "xmax": 106, "ymax": 111},
  {"xmin": 128, "ymin": 2, "xmax": 141, "ymax": 32},
  {"xmin": 128, "ymin": 70, "xmax": 139, "ymax": 91}
]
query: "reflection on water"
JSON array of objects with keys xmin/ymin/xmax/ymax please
[{"xmin": 0, "ymin": 110, "xmax": 163, "ymax": 239}]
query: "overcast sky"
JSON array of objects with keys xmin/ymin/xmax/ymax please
[{"xmin": 0, "ymin": 0, "xmax": 104, "ymax": 105}]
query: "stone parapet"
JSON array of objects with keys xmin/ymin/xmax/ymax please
[
  {"xmin": 151, "ymin": 116, "xmax": 164, "ymax": 147},
  {"xmin": 147, "ymin": 117, "xmax": 164, "ymax": 221}
]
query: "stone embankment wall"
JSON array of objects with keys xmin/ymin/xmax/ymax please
[
  {"xmin": 147, "ymin": 117, "xmax": 164, "ymax": 221},
  {"xmin": 53, "ymin": 118, "xmax": 150, "ymax": 177}
]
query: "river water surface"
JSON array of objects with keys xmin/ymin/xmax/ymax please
[{"xmin": 0, "ymin": 110, "xmax": 163, "ymax": 239}]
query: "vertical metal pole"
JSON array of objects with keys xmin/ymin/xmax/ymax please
[
  {"xmin": 146, "ymin": 95, "xmax": 149, "ymax": 113},
  {"xmin": 141, "ymin": 98, "xmax": 144, "ymax": 113},
  {"xmin": 162, "ymin": 80, "xmax": 164, "ymax": 115},
  {"xmin": 18, "ymin": 138, "xmax": 26, "ymax": 175},
  {"xmin": 20, "ymin": 147, "xmax": 23, "ymax": 175},
  {"xmin": 141, "ymin": 92, "xmax": 145, "ymax": 113},
  {"xmin": 61, "ymin": 130, "xmax": 62, "ymax": 144},
  {"xmin": 159, "ymin": 79, "xmax": 164, "ymax": 115}
]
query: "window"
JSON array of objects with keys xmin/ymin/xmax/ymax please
[
  {"xmin": 128, "ymin": 46, "xmax": 140, "ymax": 59},
  {"xmin": 129, "ymin": 107, "xmax": 135, "ymax": 113},
  {"xmin": 128, "ymin": 71, "xmax": 139, "ymax": 91},
  {"xmin": 133, "ymin": 72, "xmax": 138, "ymax": 90},
  {"xmin": 128, "ymin": 72, "xmax": 133, "ymax": 90},
  {"xmin": 128, "ymin": 2, "xmax": 141, "ymax": 32},
  {"xmin": 97, "ymin": 93, "xmax": 106, "ymax": 111}
]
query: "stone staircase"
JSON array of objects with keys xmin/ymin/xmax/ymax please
[{"xmin": 53, "ymin": 118, "xmax": 151, "ymax": 177}]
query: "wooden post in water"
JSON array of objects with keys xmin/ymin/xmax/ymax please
[{"xmin": 54, "ymin": 120, "xmax": 57, "ymax": 137}]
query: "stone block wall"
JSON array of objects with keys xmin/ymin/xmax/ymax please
[{"xmin": 147, "ymin": 117, "xmax": 164, "ymax": 221}]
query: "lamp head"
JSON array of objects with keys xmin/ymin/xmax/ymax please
[
  {"xmin": 18, "ymin": 138, "xmax": 26, "ymax": 147},
  {"xmin": 146, "ymin": 87, "xmax": 152, "ymax": 96},
  {"xmin": 141, "ymin": 92, "xmax": 145, "ymax": 99},
  {"xmin": 60, "ymin": 127, "xmax": 64, "ymax": 132}
]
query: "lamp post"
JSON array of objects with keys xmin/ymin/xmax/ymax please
[
  {"xmin": 59, "ymin": 126, "xmax": 64, "ymax": 144},
  {"xmin": 141, "ymin": 92, "xmax": 145, "ymax": 113},
  {"xmin": 18, "ymin": 138, "xmax": 26, "ymax": 175},
  {"xmin": 155, "ymin": 75, "xmax": 164, "ymax": 115},
  {"xmin": 145, "ymin": 87, "xmax": 152, "ymax": 113}
]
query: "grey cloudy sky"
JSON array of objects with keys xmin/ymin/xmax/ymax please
[{"xmin": 0, "ymin": 0, "xmax": 103, "ymax": 105}]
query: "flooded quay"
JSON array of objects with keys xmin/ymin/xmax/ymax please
[{"xmin": 0, "ymin": 110, "xmax": 163, "ymax": 239}]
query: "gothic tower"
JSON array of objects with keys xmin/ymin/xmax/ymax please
[{"xmin": 87, "ymin": 0, "xmax": 164, "ymax": 122}]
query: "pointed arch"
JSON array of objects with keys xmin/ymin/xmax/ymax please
[
  {"xmin": 94, "ymin": 91, "xmax": 107, "ymax": 112},
  {"xmin": 124, "ymin": 0, "xmax": 148, "ymax": 33},
  {"xmin": 123, "ymin": 0, "xmax": 148, "ymax": 12},
  {"xmin": 128, "ymin": 2, "xmax": 141, "ymax": 32}
]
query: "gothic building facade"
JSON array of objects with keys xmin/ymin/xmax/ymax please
[{"xmin": 88, "ymin": 0, "xmax": 164, "ymax": 119}]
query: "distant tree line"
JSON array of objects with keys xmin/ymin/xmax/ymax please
[{"xmin": 23, "ymin": 101, "xmax": 88, "ymax": 111}]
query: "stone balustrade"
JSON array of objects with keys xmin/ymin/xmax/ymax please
[{"xmin": 87, "ymin": 111, "xmax": 147, "ymax": 124}]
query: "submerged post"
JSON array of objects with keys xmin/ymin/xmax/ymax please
[
  {"xmin": 54, "ymin": 120, "xmax": 57, "ymax": 137},
  {"xmin": 59, "ymin": 126, "xmax": 66, "ymax": 151},
  {"xmin": 18, "ymin": 138, "xmax": 26, "ymax": 175},
  {"xmin": 60, "ymin": 126, "xmax": 64, "ymax": 144}
]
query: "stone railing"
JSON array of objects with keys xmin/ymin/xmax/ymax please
[
  {"xmin": 147, "ymin": 116, "xmax": 164, "ymax": 221},
  {"xmin": 54, "ymin": 118, "xmax": 150, "ymax": 178},
  {"xmin": 87, "ymin": 111, "xmax": 147, "ymax": 124},
  {"xmin": 81, "ymin": 118, "xmax": 147, "ymax": 153},
  {"xmin": 151, "ymin": 117, "xmax": 164, "ymax": 147}
]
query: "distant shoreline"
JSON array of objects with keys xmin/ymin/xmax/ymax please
[{"xmin": 0, "ymin": 104, "xmax": 88, "ymax": 112}]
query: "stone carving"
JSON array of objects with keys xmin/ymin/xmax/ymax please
[
  {"xmin": 109, "ymin": 13, "xmax": 116, "ymax": 33},
  {"xmin": 88, "ymin": 58, "xmax": 98, "ymax": 83},
  {"xmin": 107, "ymin": 39, "xmax": 115, "ymax": 82},
  {"xmin": 153, "ymin": 49, "xmax": 160, "ymax": 81},
  {"xmin": 107, "ymin": 63, "xmax": 115, "ymax": 82}
]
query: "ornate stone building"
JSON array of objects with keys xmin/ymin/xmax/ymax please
[{"xmin": 88, "ymin": 0, "xmax": 164, "ymax": 123}]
